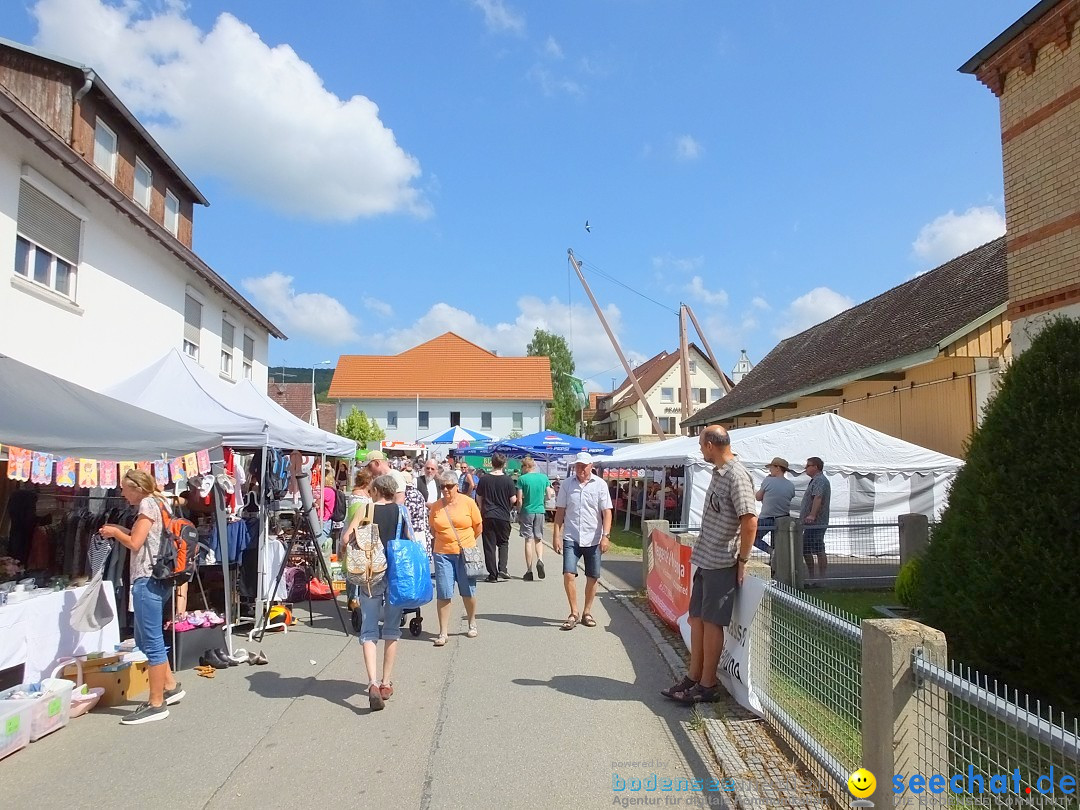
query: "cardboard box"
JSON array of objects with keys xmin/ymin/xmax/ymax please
[{"xmin": 61, "ymin": 659, "xmax": 148, "ymax": 708}]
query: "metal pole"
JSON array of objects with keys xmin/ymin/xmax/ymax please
[
  {"xmin": 679, "ymin": 304, "xmax": 692, "ymax": 431},
  {"xmin": 568, "ymin": 249, "xmax": 667, "ymax": 439},
  {"xmin": 624, "ymin": 476, "xmax": 633, "ymax": 531}
]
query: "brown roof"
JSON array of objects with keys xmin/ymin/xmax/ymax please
[
  {"xmin": 686, "ymin": 237, "xmax": 1008, "ymax": 425},
  {"xmin": 598, "ymin": 344, "xmax": 720, "ymax": 416},
  {"xmin": 316, "ymin": 403, "xmax": 337, "ymax": 433},
  {"xmin": 328, "ymin": 332, "xmax": 554, "ymax": 400},
  {"xmin": 267, "ymin": 382, "xmax": 315, "ymax": 423}
]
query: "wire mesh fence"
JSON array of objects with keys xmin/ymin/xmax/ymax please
[
  {"xmin": 911, "ymin": 651, "xmax": 1080, "ymax": 809},
  {"xmin": 749, "ymin": 579, "xmax": 863, "ymax": 805},
  {"xmin": 802, "ymin": 519, "xmax": 902, "ymax": 588}
]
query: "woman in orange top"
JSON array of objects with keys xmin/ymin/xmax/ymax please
[{"xmin": 428, "ymin": 470, "xmax": 482, "ymax": 647}]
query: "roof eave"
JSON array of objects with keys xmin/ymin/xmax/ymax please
[
  {"xmin": 0, "ymin": 37, "xmax": 209, "ymax": 206},
  {"xmin": 0, "ymin": 87, "xmax": 285, "ymax": 339},
  {"xmin": 958, "ymin": 0, "xmax": 1062, "ymax": 73}
]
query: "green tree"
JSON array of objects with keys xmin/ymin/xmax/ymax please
[
  {"xmin": 336, "ymin": 406, "xmax": 385, "ymax": 445},
  {"xmin": 917, "ymin": 317, "xmax": 1080, "ymax": 716},
  {"xmin": 527, "ymin": 328, "xmax": 580, "ymax": 435}
]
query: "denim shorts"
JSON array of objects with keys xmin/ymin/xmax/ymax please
[
  {"xmin": 433, "ymin": 552, "xmax": 476, "ymax": 600},
  {"xmin": 358, "ymin": 586, "xmax": 403, "ymax": 645},
  {"xmin": 132, "ymin": 577, "xmax": 173, "ymax": 666},
  {"xmin": 562, "ymin": 541, "xmax": 601, "ymax": 579}
]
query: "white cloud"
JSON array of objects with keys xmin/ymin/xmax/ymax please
[
  {"xmin": 527, "ymin": 65, "xmax": 584, "ymax": 98},
  {"xmin": 686, "ymin": 276, "xmax": 728, "ymax": 307},
  {"xmin": 471, "ymin": 0, "xmax": 525, "ymax": 33},
  {"xmin": 775, "ymin": 287, "xmax": 854, "ymax": 339},
  {"xmin": 368, "ymin": 297, "xmax": 638, "ymax": 386},
  {"xmin": 362, "ymin": 296, "xmax": 394, "ymax": 318},
  {"xmin": 751, "ymin": 296, "xmax": 770, "ymax": 310},
  {"xmin": 652, "ymin": 254, "xmax": 704, "ymax": 273},
  {"xmin": 913, "ymin": 206, "xmax": 1005, "ymax": 266},
  {"xmin": 242, "ymin": 272, "xmax": 360, "ymax": 344},
  {"xmin": 675, "ymin": 135, "xmax": 703, "ymax": 161},
  {"xmin": 542, "ymin": 36, "xmax": 563, "ymax": 59},
  {"xmin": 30, "ymin": 0, "xmax": 425, "ymax": 221}
]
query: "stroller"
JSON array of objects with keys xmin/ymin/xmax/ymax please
[{"xmin": 348, "ymin": 531, "xmax": 430, "ymax": 638}]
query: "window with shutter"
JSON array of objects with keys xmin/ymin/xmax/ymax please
[
  {"xmin": 221, "ymin": 318, "xmax": 235, "ymax": 376},
  {"xmin": 165, "ymin": 190, "xmax": 180, "ymax": 236},
  {"xmin": 242, "ymin": 333, "xmax": 254, "ymax": 379},
  {"xmin": 93, "ymin": 119, "xmax": 117, "ymax": 180},
  {"xmin": 14, "ymin": 182, "xmax": 82, "ymax": 300},
  {"xmin": 134, "ymin": 159, "xmax": 152, "ymax": 211},
  {"xmin": 184, "ymin": 294, "xmax": 201, "ymax": 360}
]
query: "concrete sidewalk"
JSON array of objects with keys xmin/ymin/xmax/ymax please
[{"xmin": 1, "ymin": 539, "xmax": 725, "ymax": 809}]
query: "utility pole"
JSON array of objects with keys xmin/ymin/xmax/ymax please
[
  {"xmin": 568, "ymin": 249, "xmax": 666, "ymax": 439},
  {"xmin": 679, "ymin": 305, "xmax": 692, "ymax": 431},
  {"xmin": 684, "ymin": 304, "xmax": 733, "ymax": 394}
]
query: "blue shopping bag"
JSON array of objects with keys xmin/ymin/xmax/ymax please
[{"xmin": 387, "ymin": 507, "xmax": 433, "ymax": 609}]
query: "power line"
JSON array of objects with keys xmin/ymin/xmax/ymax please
[{"xmin": 576, "ymin": 255, "xmax": 679, "ymax": 315}]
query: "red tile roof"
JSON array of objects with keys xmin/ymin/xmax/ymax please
[
  {"xmin": 316, "ymin": 403, "xmax": 337, "ymax": 433},
  {"xmin": 328, "ymin": 332, "xmax": 554, "ymax": 400},
  {"xmin": 267, "ymin": 381, "xmax": 315, "ymax": 423}
]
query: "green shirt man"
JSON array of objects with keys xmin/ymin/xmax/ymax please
[{"xmin": 517, "ymin": 471, "xmax": 550, "ymax": 514}]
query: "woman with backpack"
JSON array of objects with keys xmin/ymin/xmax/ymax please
[
  {"xmin": 356, "ymin": 474, "xmax": 408, "ymax": 711},
  {"xmin": 428, "ymin": 470, "xmax": 482, "ymax": 647},
  {"xmin": 97, "ymin": 469, "xmax": 185, "ymax": 725}
]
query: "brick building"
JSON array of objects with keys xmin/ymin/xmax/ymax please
[{"xmin": 962, "ymin": 0, "xmax": 1080, "ymax": 352}]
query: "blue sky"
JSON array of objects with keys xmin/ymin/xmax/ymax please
[{"xmin": 1, "ymin": 0, "xmax": 1024, "ymax": 389}]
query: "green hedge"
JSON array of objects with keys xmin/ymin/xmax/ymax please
[{"xmin": 917, "ymin": 317, "xmax": 1080, "ymax": 717}]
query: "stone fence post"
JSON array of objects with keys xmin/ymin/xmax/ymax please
[
  {"xmin": 772, "ymin": 516, "xmax": 806, "ymax": 588},
  {"xmin": 640, "ymin": 519, "xmax": 670, "ymax": 594},
  {"xmin": 898, "ymin": 513, "xmax": 930, "ymax": 566},
  {"xmin": 861, "ymin": 619, "xmax": 948, "ymax": 810}
]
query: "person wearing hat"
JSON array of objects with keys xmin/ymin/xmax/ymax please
[
  {"xmin": 365, "ymin": 451, "xmax": 406, "ymax": 505},
  {"xmin": 552, "ymin": 452, "xmax": 612, "ymax": 630},
  {"xmin": 754, "ymin": 457, "xmax": 796, "ymax": 554}
]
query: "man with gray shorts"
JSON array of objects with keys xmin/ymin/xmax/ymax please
[
  {"xmin": 516, "ymin": 456, "xmax": 551, "ymax": 581},
  {"xmin": 664, "ymin": 425, "xmax": 757, "ymax": 705}
]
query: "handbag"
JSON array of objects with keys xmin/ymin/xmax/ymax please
[
  {"xmin": 387, "ymin": 506, "xmax": 433, "ymax": 609},
  {"xmin": 444, "ymin": 503, "xmax": 485, "ymax": 579},
  {"xmin": 69, "ymin": 567, "xmax": 115, "ymax": 632}
]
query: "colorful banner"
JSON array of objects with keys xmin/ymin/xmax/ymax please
[
  {"xmin": 6, "ymin": 447, "xmax": 31, "ymax": 481},
  {"xmin": 182, "ymin": 453, "xmax": 198, "ymax": 476},
  {"xmin": 30, "ymin": 452, "xmax": 53, "ymax": 484},
  {"xmin": 196, "ymin": 449, "xmax": 211, "ymax": 475},
  {"xmin": 118, "ymin": 462, "xmax": 136, "ymax": 482},
  {"xmin": 136, "ymin": 461, "xmax": 152, "ymax": 477},
  {"xmin": 56, "ymin": 457, "xmax": 77, "ymax": 487},
  {"xmin": 78, "ymin": 459, "xmax": 98, "ymax": 488},
  {"xmin": 98, "ymin": 461, "xmax": 118, "ymax": 489},
  {"xmin": 153, "ymin": 460, "xmax": 169, "ymax": 487},
  {"xmin": 646, "ymin": 529, "xmax": 692, "ymax": 628},
  {"xmin": 169, "ymin": 457, "xmax": 185, "ymax": 484}
]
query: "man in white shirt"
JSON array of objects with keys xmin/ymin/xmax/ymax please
[
  {"xmin": 365, "ymin": 451, "xmax": 405, "ymax": 504},
  {"xmin": 552, "ymin": 452, "xmax": 613, "ymax": 631},
  {"xmin": 416, "ymin": 459, "xmax": 440, "ymax": 505}
]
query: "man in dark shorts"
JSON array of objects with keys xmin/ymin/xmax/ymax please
[
  {"xmin": 664, "ymin": 425, "xmax": 757, "ymax": 705},
  {"xmin": 799, "ymin": 456, "xmax": 831, "ymax": 578},
  {"xmin": 475, "ymin": 453, "xmax": 518, "ymax": 582}
]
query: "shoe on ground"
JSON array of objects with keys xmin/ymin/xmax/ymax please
[
  {"xmin": 466, "ymin": 623, "xmax": 478, "ymax": 638},
  {"xmin": 523, "ymin": 570, "xmax": 534, "ymax": 581},
  {"xmin": 200, "ymin": 650, "xmax": 228, "ymax": 669},
  {"xmin": 215, "ymin": 649, "xmax": 239, "ymax": 667},
  {"xmin": 536, "ymin": 560, "xmax": 545, "ymax": 579},
  {"xmin": 675, "ymin": 683, "xmax": 724, "ymax": 705},
  {"xmin": 368, "ymin": 684, "xmax": 385, "ymax": 712},
  {"xmin": 379, "ymin": 682, "xmax": 393, "ymax": 701},
  {"xmin": 164, "ymin": 683, "xmax": 185, "ymax": 705},
  {"xmin": 497, "ymin": 570, "xmax": 510, "ymax": 580},
  {"xmin": 484, "ymin": 575, "xmax": 499, "ymax": 583},
  {"xmin": 120, "ymin": 702, "xmax": 169, "ymax": 725}
]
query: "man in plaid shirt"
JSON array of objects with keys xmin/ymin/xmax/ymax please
[{"xmin": 664, "ymin": 425, "xmax": 757, "ymax": 705}]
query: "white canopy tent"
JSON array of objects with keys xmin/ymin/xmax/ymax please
[
  {"xmin": 600, "ymin": 414, "xmax": 963, "ymax": 554},
  {"xmin": 222, "ymin": 379, "xmax": 356, "ymax": 457}
]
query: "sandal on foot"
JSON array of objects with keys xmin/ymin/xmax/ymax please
[
  {"xmin": 368, "ymin": 684, "xmax": 385, "ymax": 712},
  {"xmin": 560, "ymin": 614, "xmax": 578, "ymax": 631},
  {"xmin": 379, "ymin": 682, "xmax": 393, "ymax": 700},
  {"xmin": 466, "ymin": 624, "xmax": 478, "ymax": 638},
  {"xmin": 675, "ymin": 683, "xmax": 724, "ymax": 704},
  {"xmin": 433, "ymin": 634, "xmax": 448, "ymax": 647},
  {"xmin": 581, "ymin": 613, "xmax": 597, "ymax": 628},
  {"xmin": 661, "ymin": 676, "xmax": 698, "ymax": 699}
]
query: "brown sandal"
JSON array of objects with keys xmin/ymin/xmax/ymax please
[
  {"xmin": 581, "ymin": 614, "xmax": 597, "ymax": 627},
  {"xmin": 560, "ymin": 614, "xmax": 578, "ymax": 631}
]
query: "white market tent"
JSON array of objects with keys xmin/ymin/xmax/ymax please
[
  {"xmin": 600, "ymin": 413, "xmax": 963, "ymax": 555},
  {"xmin": 106, "ymin": 349, "xmax": 355, "ymax": 456}
]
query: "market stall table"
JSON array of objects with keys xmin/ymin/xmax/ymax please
[{"xmin": 0, "ymin": 584, "xmax": 120, "ymax": 682}]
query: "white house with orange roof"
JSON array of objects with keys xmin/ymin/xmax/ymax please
[{"xmin": 328, "ymin": 333, "xmax": 554, "ymax": 443}]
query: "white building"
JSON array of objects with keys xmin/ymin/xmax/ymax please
[
  {"xmin": 329, "ymin": 333, "xmax": 553, "ymax": 444},
  {"xmin": 0, "ymin": 38, "xmax": 283, "ymax": 391},
  {"xmin": 590, "ymin": 345, "xmax": 730, "ymax": 442},
  {"xmin": 731, "ymin": 350, "xmax": 754, "ymax": 385}
]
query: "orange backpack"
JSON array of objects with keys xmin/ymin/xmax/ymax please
[{"xmin": 150, "ymin": 500, "xmax": 198, "ymax": 585}]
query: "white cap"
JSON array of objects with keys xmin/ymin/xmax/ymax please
[{"xmin": 574, "ymin": 452, "xmax": 595, "ymax": 465}]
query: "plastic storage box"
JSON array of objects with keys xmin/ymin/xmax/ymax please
[
  {"xmin": 0, "ymin": 678, "xmax": 75, "ymax": 741},
  {"xmin": 0, "ymin": 700, "xmax": 31, "ymax": 761}
]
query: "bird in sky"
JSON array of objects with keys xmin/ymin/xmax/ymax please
[{"xmin": 585, "ymin": 220, "xmax": 591, "ymax": 233}]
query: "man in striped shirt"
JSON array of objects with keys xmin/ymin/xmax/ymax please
[{"xmin": 665, "ymin": 425, "xmax": 757, "ymax": 705}]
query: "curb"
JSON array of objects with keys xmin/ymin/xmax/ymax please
[{"xmin": 616, "ymin": 594, "xmax": 766, "ymax": 810}]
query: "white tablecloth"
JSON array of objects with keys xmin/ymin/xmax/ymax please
[{"xmin": 0, "ymin": 584, "xmax": 120, "ymax": 682}]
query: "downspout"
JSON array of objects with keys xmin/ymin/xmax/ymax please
[{"xmin": 74, "ymin": 68, "xmax": 96, "ymax": 103}]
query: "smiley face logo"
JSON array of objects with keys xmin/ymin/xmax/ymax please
[{"xmin": 847, "ymin": 768, "xmax": 876, "ymax": 798}]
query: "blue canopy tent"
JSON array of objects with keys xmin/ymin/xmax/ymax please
[
  {"xmin": 417, "ymin": 426, "xmax": 496, "ymax": 445},
  {"xmin": 485, "ymin": 431, "xmax": 614, "ymax": 461}
]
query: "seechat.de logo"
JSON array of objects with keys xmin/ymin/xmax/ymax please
[{"xmin": 848, "ymin": 768, "xmax": 877, "ymax": 807}]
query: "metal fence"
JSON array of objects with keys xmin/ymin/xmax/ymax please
[
  {"xmin": 804, "ymin": 520, "xmax": 901, "ymax": 588},
  {"xmin": 912, "ymin": 652, "xmax": 1080, "ymax": 809},
  {"xmin": 749, "ymin": 580, "xmax": 863, "ymax": 805}
]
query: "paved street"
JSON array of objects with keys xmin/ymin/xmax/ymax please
[{"xmin": 1, "ymin": 543, "xmax": 724, "ymax": 810}]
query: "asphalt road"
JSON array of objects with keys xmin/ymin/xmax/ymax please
[{"xmin": 1, "ymin": 545, "xmax": 720, "ymax": 809}]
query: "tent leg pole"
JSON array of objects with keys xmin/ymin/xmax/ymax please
[{"xmin": 255, "ymin": 447, "xmax": 269, "ymax": 628}]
